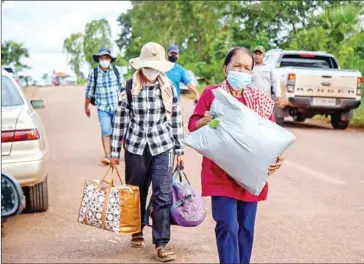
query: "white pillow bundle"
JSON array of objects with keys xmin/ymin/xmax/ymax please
[{"xmin": 183, "ymin": 88, "xmax": 296, "ymax": 195}]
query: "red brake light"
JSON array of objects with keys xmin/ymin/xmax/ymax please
[
  {"xmin": 299, "ymin": 53, "xmax": 316, "ymax": 58},
  {"xmin": 1, "ymin": 129, "xmax": 40, "ymax": 143},
  {"xmin": 358, "ymin": 77, "xmax": 363, "ymax": 96},
  {"xmin": 1, "ymin": 131, "xmax": 15, "ymax": 143}
]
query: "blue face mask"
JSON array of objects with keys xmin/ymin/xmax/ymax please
[{"xmin": 227, "ymin": 70, "xmax": 252, "ymax": 90}]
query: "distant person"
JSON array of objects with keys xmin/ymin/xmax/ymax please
[
  {"xmin": 84, "ymin": 48, "xmax": 123, "ymax": 165},
  {"xmin": 252, "ymin": 46, "xmax": 280, "ymax": 101},
  {"xmin": 166, "ymin": 44, "xmax": 200, "ymax": 102}
]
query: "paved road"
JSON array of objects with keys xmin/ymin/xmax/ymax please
[{"xmin": 2, "ymin": 86, "xmax": 364, "ymax": 263}]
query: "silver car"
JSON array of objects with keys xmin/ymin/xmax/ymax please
[{"xmin": 1, "ymin": 70, "xmax": 49, "ymax": 213}]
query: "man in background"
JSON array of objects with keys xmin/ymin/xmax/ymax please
[
  {"xmin": 84, "ymin": 48, "xmax": 123, "ymax": 165},
  {"xmin": 252, "ymin": 46, "xmax": 280, "ymax": 101},
  {"xmin": 166, "ymin": 44, "xmax": 200, "ymax": 102}
]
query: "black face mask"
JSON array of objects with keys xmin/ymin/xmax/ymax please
[{"xmin": 168, "ymin": 55, "xmax": 178, "ymax": 63}]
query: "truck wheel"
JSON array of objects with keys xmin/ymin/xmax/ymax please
[
  {"xmin": 23, "ymin": 177, "xmax": 49, "ymax": 213},
  {"xmin": 275, "ymin": 117, "xmax": 285, "ymax": 126},
  {"xmin": 293, "ymin": 114, "xmax": 306, "ymax": 122},
  {"xmin": 331, "ymin": 114, "xmax": 350, "ymax": 130}
]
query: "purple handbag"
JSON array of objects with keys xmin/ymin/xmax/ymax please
[{"xmin": 170, "ymin": 166, "xmax": 206, "ymax": 227}]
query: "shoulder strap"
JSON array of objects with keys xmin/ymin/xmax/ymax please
[
  {"xmin": 92, "ymin": 68, "xmax": 98, "ymax": 95},
  {"xmin": 112, "ymin": 65, "xmax": 121, "ymax": 86},
  {"xmin": 125, "ymin": 79, "xmax": 133, "ymax": 107}
]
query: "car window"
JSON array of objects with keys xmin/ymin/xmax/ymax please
[
  {"xmin": 1, "ymin": 76, "xmax": 24, "ymax": 107},
  {"xmin": 278, "ymin": 54, "xmax": 338, "ymax": 69},
  {"xmin": 280, "ymin": 58, "xmax": 331, "ymax": 68}
]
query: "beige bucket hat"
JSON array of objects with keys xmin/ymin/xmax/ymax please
[{"xmin": 129, "ymin": 42, "xmax": 174, "ymax": 72}]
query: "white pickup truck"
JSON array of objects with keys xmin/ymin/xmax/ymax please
[{"xmin": 264, "ymin": 50, "xmax": 362, "ymax": 129}]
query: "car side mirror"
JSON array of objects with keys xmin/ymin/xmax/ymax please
[
  {"xmin": 30, "ymin": 99, "xmax": 46, "ymax": 109},
  {"xmin": 1, "ymin": 174, "xmax": 24, "ymax": 219}
]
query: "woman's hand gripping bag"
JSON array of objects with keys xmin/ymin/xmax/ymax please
[
  {"xmin": 170, "ymin": 166, "xmax": 206, "ymax": 227},
  {"xmin": 182, "ymin": 88, "xmax": 296, "ymax": 196}
]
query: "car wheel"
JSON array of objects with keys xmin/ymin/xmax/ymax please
[
  {"xmin": 23, "ymin": 177, "xmax": 49, "ymax": 213},
  {"xmin": 293, "ymin": 113, "xmax": 306, "ymax": 122},
  {"xmin": 331, "ymin": 113, "xmax": 350, "ymax": 130}
]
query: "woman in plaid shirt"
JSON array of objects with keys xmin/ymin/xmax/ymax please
[{"xmin": 110, "ymin": 42, "xmax": 184, "ymax": 262}]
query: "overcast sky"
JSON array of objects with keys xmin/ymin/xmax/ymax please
[{"xmin": 2, "ymin": 1, "xmax": 131, "ymax": 79}]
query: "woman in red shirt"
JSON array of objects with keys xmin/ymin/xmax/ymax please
[{"xmin": 188, "ymin": 47, "xmax": 284, "ymax": 264}]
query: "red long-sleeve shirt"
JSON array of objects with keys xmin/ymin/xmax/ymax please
[{"xmin": 188, "ymin": 85, "xmax": 275, "ymax": 202}]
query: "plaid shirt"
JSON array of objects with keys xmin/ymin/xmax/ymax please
[
  {"xmin": 85, "ymin": 66, "xmax": 124, "ymax": 112},
  {"xmin": 111, "ymin": 82, "xmax": 184, "ymax": 158}
]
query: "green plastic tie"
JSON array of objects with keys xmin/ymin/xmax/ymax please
[{"xmin": 209, "ymin": 119, "xmax": 220, "ymax": 129}]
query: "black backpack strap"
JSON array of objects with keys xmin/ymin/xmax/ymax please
[
  {"xmin": 125, "ymin": 79, "xmax": 133, "ymax": 107},
  {"xmin": 112, "ymin": 65, "xmax": 121, "ymax": 88},
  {"xmin": 92, "ymin": 68, "xmax": 98, "ymax": 95}
]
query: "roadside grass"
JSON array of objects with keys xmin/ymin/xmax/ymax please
[{"xmin": 350, "ymin": 103, "xmax": 364, "ymax": 128}]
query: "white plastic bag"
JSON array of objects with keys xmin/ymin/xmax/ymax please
[{"xmin": 183, "ymin": 88, "xmax": 296, "ymax": 196}]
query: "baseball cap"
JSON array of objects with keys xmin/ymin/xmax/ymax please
[
  {"xmin": 167, "ymin": 44, "xmax": 180, "ymax": 54},
  {"xmin": 253, "ymin": 46, "xmax": 265, "ymax": 54}
]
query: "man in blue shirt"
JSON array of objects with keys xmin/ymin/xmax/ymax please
[{"xmin": 166, "ymin": 45, "xmax": 200, "ymax": 101}]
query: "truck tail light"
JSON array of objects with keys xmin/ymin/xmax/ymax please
[
  {"xmin": 357, "ymin": 77, "xmax": 362, "ymax": 96},
  {"xmin": 287, "ymin": 73, "xmax": 296, "ymax": 93},
  {"xmin": 299, "ymin": 53, "xmax": 316, "ymax": 58},
  {"xmin": 1, "ymin": 129, "xmax": 40, "ymax": 143}
]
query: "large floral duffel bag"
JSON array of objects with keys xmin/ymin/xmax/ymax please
[{"xmin": 78, "ymin": 167, "xmax": 141, "ymax": 234}]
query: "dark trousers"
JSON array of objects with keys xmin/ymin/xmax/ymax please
[
  {"xmin": 212, "ymin": 196, "xmax": 258, "ymax": 264},
  {"xmin": 125, "ymin": 147, "xmax": 174, "ymax": 247}
]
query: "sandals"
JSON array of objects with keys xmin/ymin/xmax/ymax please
[
  {"xmin": 156, "ymin": 246, "xmax": 176, "ymax": 262},
  {"xmin": 131, "ymin": 233, "xmax": 176, "ymax": 262},
  {"xmin": 131, "ymin": 233, "xmax": 145, "ymax": 248}
]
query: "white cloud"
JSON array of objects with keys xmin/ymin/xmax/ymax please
[{"xmin": 2, "ymin": 1, "xmax": 131, "ymax": 78}]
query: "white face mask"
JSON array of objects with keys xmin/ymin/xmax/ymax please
[
  {"xmin": 227, "ymin": 70, "xmax": 252, "ymax": 90},
  {"xmin": 99, "ymin": 60, "xmax": 111, "ymax": 68},
  {"xmin": 142, "ymin": 68, "xmax": 160, "ymax": 81}
]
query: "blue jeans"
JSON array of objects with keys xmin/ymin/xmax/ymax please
[
  {"xmin": 125, "ymin": 147, "xmax": 174, "ymax": 247},
  {"xmin": 212, "ymin": 196, "xmax": 258, "ymax": 264},
  {"xmin": 97, "ymin": 110, "xmax": 115, "ymax": 137}
]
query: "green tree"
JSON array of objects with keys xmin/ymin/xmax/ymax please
[
  {"xmin": 63, "ymin": 32, "xmax": 84, "ymax": 84},
  {"xmin": 115, "ymin": 1, "xmax": 364, "ymax": 85},
  {"xmin": 1, "ymin": 40, "xmax": 30, "ymax": 71},
  {"xmin": 83, "ymin": 19, "xmax": 112, "ymax": 68},
  {"xmin": 113, "ymin": 52, "xmax": 128, "ymax": 67},
  {"xmin": 116, "ymin": 1, "xmax": 230, "ymax": 84},
  {"xmin": 351, "ymin": 30, "xmax": 364, "ymax": 79},
  {"xmin": 316, "ymin": 5, "xmax": 362, "ymax": 67},
  {"xmin": 22, "ymin": 76, "xmax": 32, "ymax": 87},
  {"xmin": 42, "ymin": 73, "xmax": 49, "ymax": 81},
  {"xmin": 286, "ymin": 4, "xmax": 363, "ymax": 68}
]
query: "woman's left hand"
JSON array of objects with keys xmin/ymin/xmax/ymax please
[
  {"xmin": 268, "ymin": 156, "xmax": 284, "ymax": 176},
  {"xmin": 176, "ymin": 155, "xmax": 184, "ymax": 167}
]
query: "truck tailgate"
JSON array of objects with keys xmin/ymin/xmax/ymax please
[{"xmin": 294, "ymin": 69, "xmax": 357, "ymax": 99}]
